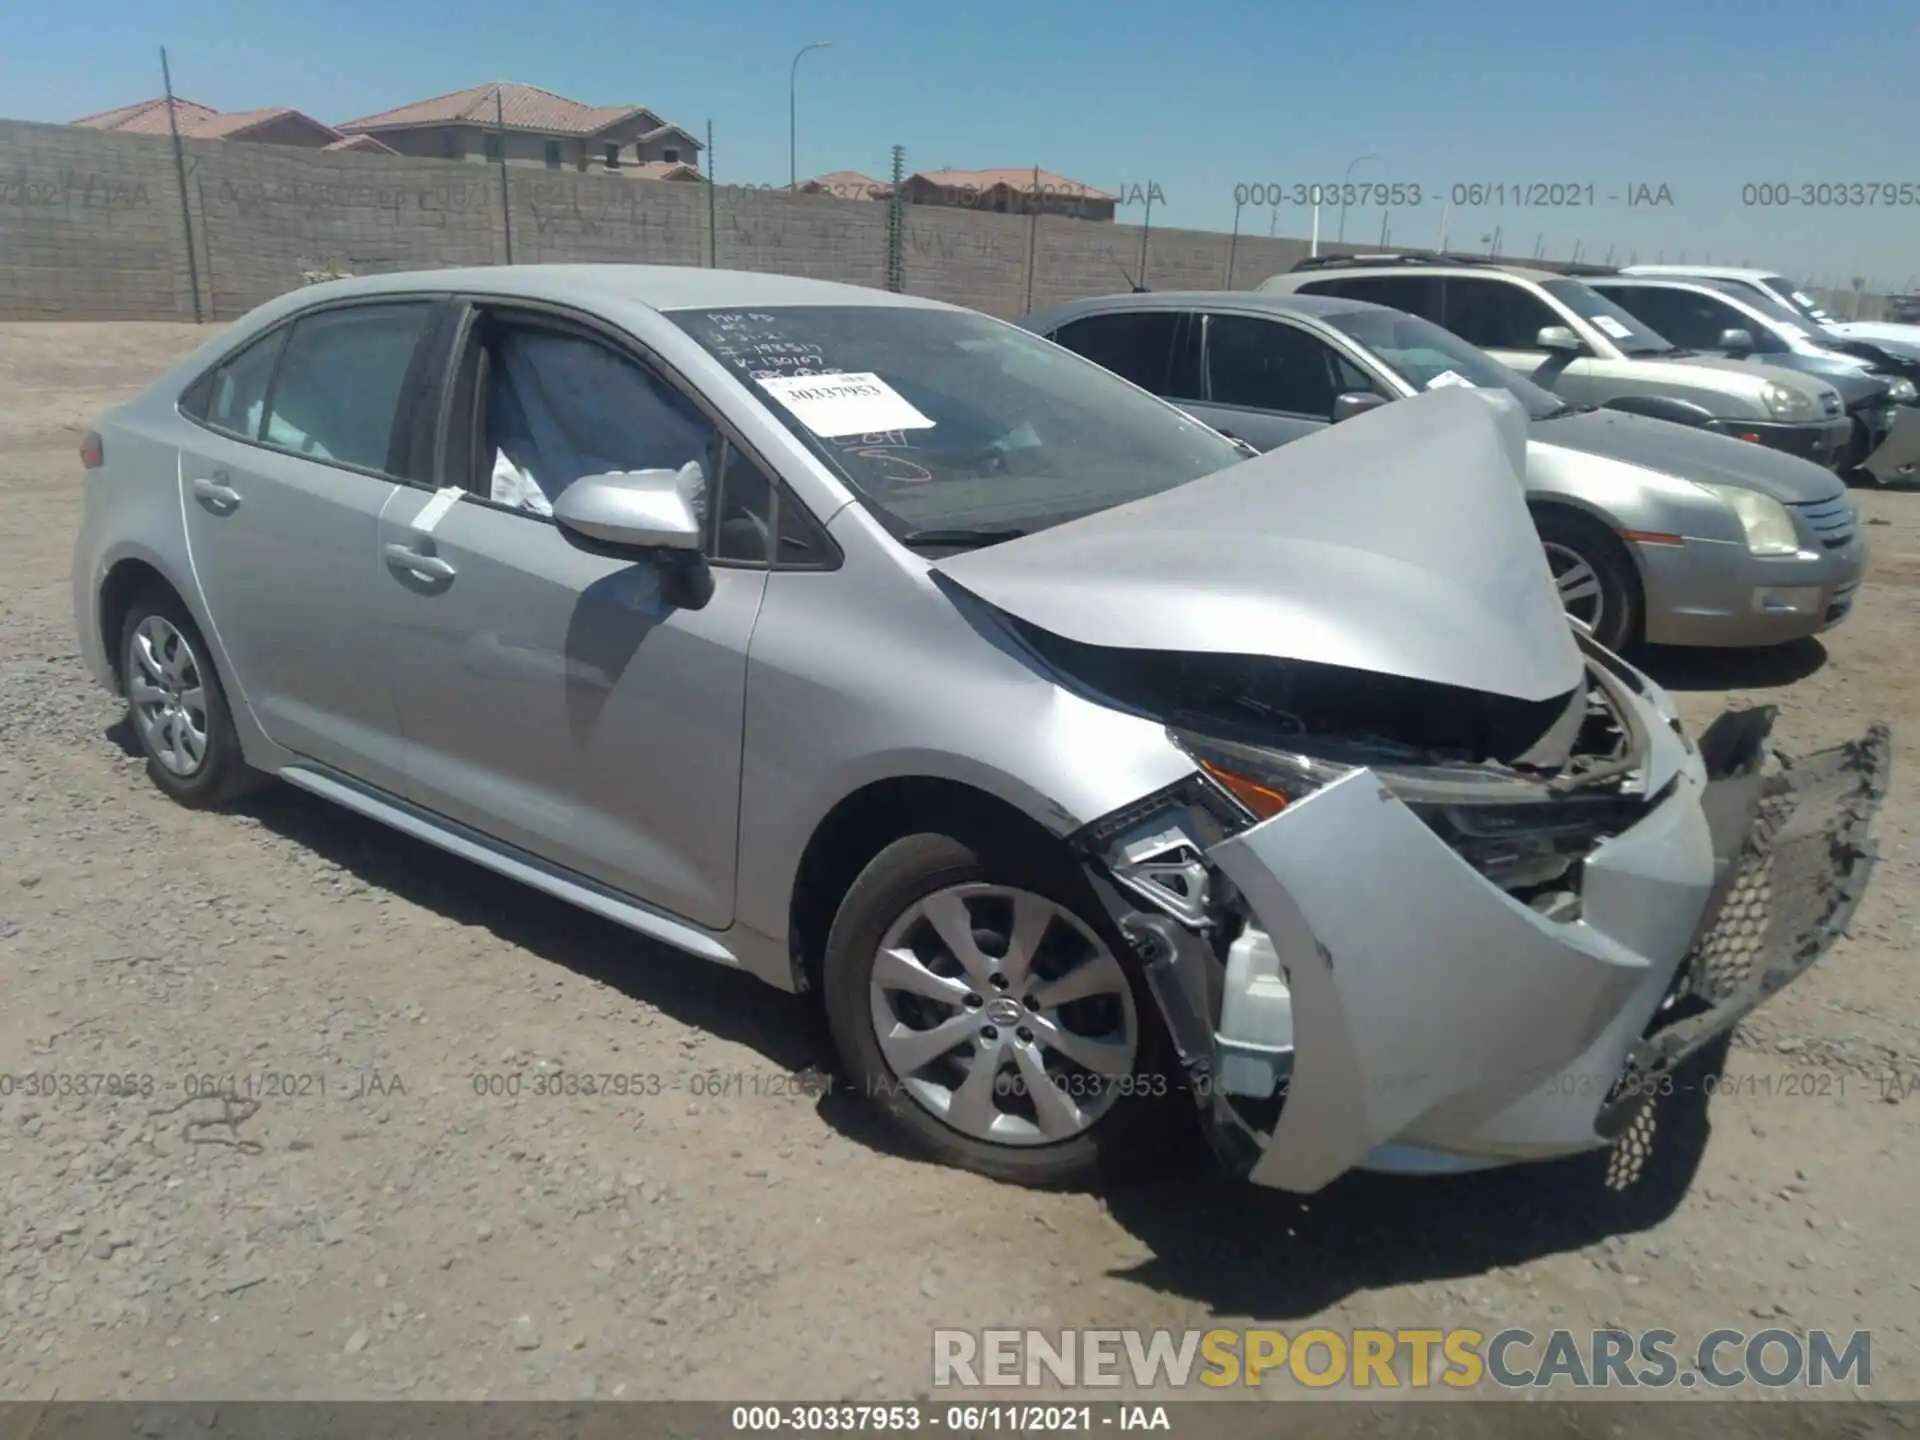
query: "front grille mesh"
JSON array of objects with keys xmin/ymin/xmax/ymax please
[{"xmin": 1795, "ymin": 495, "xmax": 1855, "ymax": 549}]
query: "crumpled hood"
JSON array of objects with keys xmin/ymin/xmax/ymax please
[
  {"xmin": 933, "ymin": 387, "xmax": 1584, "ymax": 704},
  {"xmin": 1531, "ymin": 407, "xmax": 1846, "ymax": 504}
]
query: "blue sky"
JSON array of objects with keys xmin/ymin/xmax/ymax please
[{"xmin": 8, "ymin": 0, "xmax": 1917, "ymax": 290}]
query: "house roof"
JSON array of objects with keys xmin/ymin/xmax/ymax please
[
  {"xmin": 338, "ymin": 82, "xmax": 699, "ymax": 149},
  {"xmin": 628, "ymin": 162, "xmax": 704, "ymax": 181},
  {"xmin": 797, "ymin": 170, "xmax": 891, "ymax": 199},
  {"xmin": 910, "ymin": 167, "xmax": 1113, "ymax": 201},
  {"xmin": 72, "ymin": 97, "xmax": 348, "ymax": 143},
  {"xmin": 323, "ymin": 133, "xmax": 399, "ymax": 155}
]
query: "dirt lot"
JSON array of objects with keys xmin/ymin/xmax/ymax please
[{"xmin": 1, "ymin": 321, "xmax": 1917, "ymax": 1405}]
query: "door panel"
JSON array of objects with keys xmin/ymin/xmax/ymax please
[
  {"xmin": 179, "ymin": 436, "xmax": 409, "ymax": 787},
  {"xmin": 176, "ymin": 301, "xmax": 436, "ymax": 788},
  {"xmin": 377, "ymin": 492, "xmax": 766, "ymax": 929}
]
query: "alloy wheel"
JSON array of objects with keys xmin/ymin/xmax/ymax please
[
  {"xmin": 129, "ymin": 614, "xmax": 210, "ymax": 777},
  {"xmin": 1543, "ymin": 540, "xmax": 1606, "ymax": 634},
  {"xmin": 867, "ymin": 883, "xmax": 1139, "ymax": 1146}
]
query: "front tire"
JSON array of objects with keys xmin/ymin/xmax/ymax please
[
  {"xmin": 1534, "ymin": 508, "xmax": 1642, "ymax": 652},
  {"xmin": 120, "ymin": 589, "xmax": 261, "ymax": 808},
  {"xmin": 822, "ymin": 831, "xmax": 1172, "ymax": 1188}
]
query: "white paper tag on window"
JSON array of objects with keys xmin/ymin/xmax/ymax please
[
  {"xmin": 410, "ymin": 486, "xmax": 466, "ymax": 535},
  {"xmin": 755, "ymin": 371, "xmax": 935, "ymax": 438},
  {"xmin": 1792, "ymin": 291, "xmax": 1817, "ymax": 307},
  {"xmin": 1426, "ymin": 369, "xmax": 1475, "ymax": 389},
  {"xmin": 1592, "ymin": 315, "xmax": 1634, "ymax": 340}
]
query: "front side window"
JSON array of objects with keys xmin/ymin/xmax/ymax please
[
  {"xmin": 260, "ymin": 303, "xmax": 432, "ymax": 473},
  {"xmin": 1441, "ymin": 278, "xmax": 1563, "ymax": 351},
  {"xmin": 1536, "ymin": 278, "xmax": 1675, "ymax": 356},
  {"xmin": 668, "ymin": 305, "xmax": 1244, "ymax": 540},
  {"xmin": 603, "ymin": 143, "xmax": 621, "ymax": 170},
  {"xmin": 1203, "ymin": 314, "xmax": 1354, "ymax": 417},
  {"xmin": 1049, "ymin": 311, "xmax": 1198, "ymax": 399},
  {"xmin": 1321, "ymin": 307, "xmax": 1567, "ymax": 418},
  {"xmin": 481, "ymin": 132, "xmax": 502, "ymax": 163},
  {"xmin": 476, "ymin": 320, "xmax": 718, "ymax": 522},
  {"xmin": 543, "ymin": 140, "xmax": 561, "ymax": 168}
]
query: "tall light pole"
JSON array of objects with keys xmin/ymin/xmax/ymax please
[
  {"xmin": 1335, "ymin": 152, "xmax": 1377, "ymax": 244},
  {"xmin": 789, "ymin": 41, "xmax": 835, "ymax": 190}
]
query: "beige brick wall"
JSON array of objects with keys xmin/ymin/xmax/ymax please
[{"xmin": 0, "ymin": 118, "xmax": 1901, "ymax": 325}]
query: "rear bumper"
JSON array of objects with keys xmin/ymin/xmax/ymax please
[
  {"xmin": 1080, "ymin": 703, "xmax": 1889, "ymax": 1194},
  {"xmin": 1711, "ymin": 415, "xmax": 1853, "ymax": 470}
]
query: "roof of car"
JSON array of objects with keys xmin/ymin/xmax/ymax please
[
  {"xmin": 1259, "ymin": 260, "xmax": 1569, "ymax": 287},
  {"xmin": 1022, "ymin": 289, "xmax": 1391, "ymax": 328},
  {"xmin": 270, "ymin": 264, "xmax": 957, "ymax": 315},
  {"xmin": 1620, "ymin": 264, "xmax": 1784, "ymax": 282}
]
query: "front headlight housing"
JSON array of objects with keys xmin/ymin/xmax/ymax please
[
  {"xmin": 1760, "ymin": 381, "xmax": 1819, "ymax": 421},
  {"xmin": 1889, "ymin": 377, "xmax": 1917, "ymax": 404},
  {"xmin": 1696, "ymin": 482, "xmax": 1801, "ymax": 556},
  {"xmin": 1169, "ymin": 729, "xmax": 1650, "ymax": 894}
]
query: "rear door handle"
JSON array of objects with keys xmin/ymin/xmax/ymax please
[
  {"xmin": 384, "ymin": 542, "xmax": 456, "ymax": 582},
  {"xmin": 191, "ymin": 475, "xmax": 241, "ymax": 510}
]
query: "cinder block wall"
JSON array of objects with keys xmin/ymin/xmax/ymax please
[{"xmin": 0, "ymin": 119, "xmax": 1899, "ymax": 324}]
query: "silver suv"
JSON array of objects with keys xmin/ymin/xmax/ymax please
[{"xmin": 1259, "ymin": 257, "xmax": 1854, "ymax": 471}]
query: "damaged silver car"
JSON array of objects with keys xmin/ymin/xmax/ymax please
[{"xmin": 72, "ymin": 267, "xmax": 1889, "ymax": 1192}]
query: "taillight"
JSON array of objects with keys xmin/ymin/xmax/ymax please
[{"xmin": 79, "ymin": 430, "xmax": 104, "ymax": 469}]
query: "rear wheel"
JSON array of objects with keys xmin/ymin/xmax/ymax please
[
  {"xmin": 1534, "ymin": 508, "xmax": 1642, "ymax": 652},
  {"xmin": 822, "ymin": 831, "xmax": 1173, "ymax": 1188},
  {"xmin": 120, "ymin": 590, "xmax": 262, "ymax": 808}
]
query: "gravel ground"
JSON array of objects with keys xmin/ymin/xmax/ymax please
[{"xmin": 1, "ymin": 321, "xmax": 1917, "ymax": 1405}]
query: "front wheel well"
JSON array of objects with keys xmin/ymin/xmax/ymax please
[
  {"xmin": 788, "ymin": 777, "xmax": 1070, "ymax": 994},
  {"xmin": 98, "ymin": 559, "xmax": 180, "ymax": 692}
]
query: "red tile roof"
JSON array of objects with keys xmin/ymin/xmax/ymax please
[
  {"xmin": 323, "ymin": 133, "xmax": 398, "ymax": 155},
  {"xmin": 338, "ymin": 82, "xmax": 695, "ymax": 146},
  {"xmin": 72, "ymin": 97, "xmax": 346, "ymax": 143},
  {"xmin": 912, "ymin": 167, "xmax": 1113, "ymax": 201}
]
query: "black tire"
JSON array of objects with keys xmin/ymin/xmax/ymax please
[
  {"xmin": 119, "ymin": 588, "xmax": 263, "ymax": 809},
  {"xmin": 1533, "ymin": 507, "xmax": 1642, "ymax": 652},
  {"xmin": 822, "ymin": 830, "xmax": 1175, "ymax": 1189}
]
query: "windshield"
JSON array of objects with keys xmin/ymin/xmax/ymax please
[
  {"xmin": 1761, "ymin": 276, "xmax": 1838, "ymax": 324},
  {"xmin": 1703, "ymin": 278, "xmax": 1819, "ymax": 336},
  {"xmin": 668, "ymin": 305, "xmax": 1245, "ymax": 540},
  {"xmin": 1322, "ymin": 307, "xmax": 1570, "ymax": 419},
  {"xmin": 1539, "ymin": 279, "xmax": 1676, "ymax": 355}
]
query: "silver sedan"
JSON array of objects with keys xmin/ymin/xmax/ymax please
[
  {"xmin": 1022, "ymin": 292, "xmax": 1867, "ymax": 652},
  {"xmin": 72, "ymin": 266, "xmax": 1887, "ymax": 1192}
]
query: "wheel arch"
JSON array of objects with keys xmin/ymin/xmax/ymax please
[
  {"xmin": 97, "ymin": 552, "xmax": 198, "ymax": 694},
  {"xmin": 1527, "ymin": 500, "xmax": 1648, "ymax": 647},
  {"xmin": 787, "ymin": 775, "xmax": 1081, "ymax": 995}
]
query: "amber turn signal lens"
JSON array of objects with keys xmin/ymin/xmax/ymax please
[{"xmin": 1199, "ymin": 760, "xmax": 1290, "ymax": 821}]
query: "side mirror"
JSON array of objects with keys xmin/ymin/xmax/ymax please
[
  {"xmin": 551, "ymin": 466, "xmax": 713, "ymax": 609},
  {"xmin": 1717, "ymin": 327, "xmax": 1756, "ymax": 356},
  {"xmin": 553, "ymin": 467, "xmax": 704, "ymax": 552},
  {"xmin": 1536, "ymin": 325, "xmax": 1586, "ymax": 354},
  {"xmin": 1331, "ymin": 391, "xmax": 1392, "ymax": 423}
]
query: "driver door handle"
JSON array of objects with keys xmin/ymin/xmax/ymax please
[
  {"xmin": 384, "ymin": 542, "xmax": 456, "ymax": 582},
  {"xmin": 191, "ymin": 475, "xmax": 241, "ymax": 511}
]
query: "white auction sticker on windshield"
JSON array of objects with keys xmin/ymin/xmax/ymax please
[
  {"xmin": 1426, "ymin": 369, "xmax": 1475, "ymax": 389},
  {"xmin": 755, "ymin": 371, "xmax": 935, "ymax": 438},
  {"xmin": 1592, "ymin": 314, "xmax": 1634, "ymax": 340}
]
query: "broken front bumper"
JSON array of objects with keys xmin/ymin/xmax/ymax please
[{"xmin": 1080, "ymin": 711, "xmax": 1890, "ymax": 1194}]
